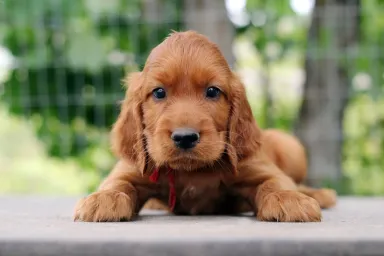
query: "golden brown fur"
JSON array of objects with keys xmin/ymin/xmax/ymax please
[{"xmin": 74, "ymin": 31, "xmax": 336, "ymax": 222}]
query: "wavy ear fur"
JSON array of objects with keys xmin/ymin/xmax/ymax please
[
  {"xmin": 227, "ymin": 74, "xmax": 262, "ymax": 173},
  {"xmin": 111, "ymin": 72, "xmax": 147, "ymax": 175}
]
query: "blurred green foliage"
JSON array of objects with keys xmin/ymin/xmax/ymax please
[
  {"xmin": 240, "ymin": 0, "xmax": 384, "ymax": 194},
  {"xmin": 0, "ymin": 0, "xmax": 183, "ymax": 193},
  {"xmin": 231, "ymin": 0, "xmax": 309, "ymax": 127},
  {"xmin": 1, "ymin": 0, "xmax": 182, "ymax": 139}
]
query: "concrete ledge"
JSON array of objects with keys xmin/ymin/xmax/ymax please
[{"xmin": 0, "ymin": 196, "xmax": 383, "ymax": 256}]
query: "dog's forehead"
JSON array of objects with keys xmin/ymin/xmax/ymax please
[
  {"xmin": 144, "ymin": 32, "xmax": 231, "ymax": 87},
  {"xmin": 147, "ymin": 31, "xmax": 219, "ymax": 58},
  {"xmin": 147, "ymin": 32, "xmax": 228, "ymax": 66}
]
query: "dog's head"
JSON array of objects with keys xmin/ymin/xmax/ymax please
[{"xmin": 111, "ymin": 31, "xmax": 261, "ymax": 174}]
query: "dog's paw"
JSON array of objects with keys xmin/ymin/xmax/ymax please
[
  {"xmin": 74, "ymin": 190, "xmax": 135, "ymax": 222},
  {"xmin": 256, "ymin": 191, "xmax": 321, "ymax": 222},
  {"xmin": 311, "ymin": 188, "xmax": 337, "ymax": 209}
]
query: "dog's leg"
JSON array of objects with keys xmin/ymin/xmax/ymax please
[
  {"xmin": 73, "ymin": 161, "xmax": 155, "ymax": 222},
  {"xmin": 298, "ymin": 184, "xmax": 337, "ymax": 209},
  {"xmin": 143, "ymin": 198, "xmax": 170, "ymax": 211},
  {"xmin": 230, "ymin": 155, "xmax": 322, "ymax": 222}
]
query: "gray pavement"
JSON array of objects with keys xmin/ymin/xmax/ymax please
[{"xmin": 0, "ymin": 196, "xmax": 383, "ymax": 256}]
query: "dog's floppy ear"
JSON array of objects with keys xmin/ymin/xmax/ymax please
[
  {"xmin": 226, "ymin": 73, "xmax": 262, "ymax": 174},
  {"xmin": 111, "ymin": 72, "xmax": 147, "ymax": 175}
]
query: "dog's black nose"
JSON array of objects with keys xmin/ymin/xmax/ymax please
[{"xmin": 171, "ymin": 128, "xmax": 200, "ymax": 149}]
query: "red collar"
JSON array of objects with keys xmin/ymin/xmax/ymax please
[{"xmin": 149, "ymin": 167, "xmax": 176, "ymax": 211}]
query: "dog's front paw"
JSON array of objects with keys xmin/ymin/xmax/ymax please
[
  {"xmin": 74, "ymin": 190, "xmax": 135, "ymax": 222},
  {"xmin": 256, "ymin": 191, "xmax": 321, "ymax": 222}
]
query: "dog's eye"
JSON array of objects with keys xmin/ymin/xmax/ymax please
[
  {"xmin": 152, "ymin": 87, "xmax": 166, "ymax": 100},
  {"xmin": 205, "ymin": 86, "xmax": 221, "ymax": 99}
]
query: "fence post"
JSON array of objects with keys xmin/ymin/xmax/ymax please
[{"xmin": 183, "ymin": 0, "xmax": 235, "ymax": 68}]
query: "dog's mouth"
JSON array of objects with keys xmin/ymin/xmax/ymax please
[
  {"xmin": 166, "ymin": 151, "xmax": 213, "ymax": 171},
  {"xmin": 148, "ymin": 130, "xmax": 226, "ymax": 171},
  {"xmin": 169, "ymin": 151, "xmax": 201, "ymax": 162},
  {"xmin": 167, "ymin": 161, "xmax": 209, "ymax": 171},
  {"xmin": 165, "ymin": 146, "xmax": 227, "ymax": 171}
]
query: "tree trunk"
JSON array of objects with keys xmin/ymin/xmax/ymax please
[
  {"xmin": 183, "ymin": 0, "xmax": 235, "ymax": 67},
  {"xmin": 295, "ymin": 0, "xmax": 360, "ymax": 188}
]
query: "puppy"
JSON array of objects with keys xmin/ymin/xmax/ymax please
[{"xmin": 74, "ymin": 31, "xmax": 336, "ymax": 222}]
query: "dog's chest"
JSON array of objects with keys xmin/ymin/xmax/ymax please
[{"xmin": 166, "ymin": 171, "xmax": 236, "ymax": 215}]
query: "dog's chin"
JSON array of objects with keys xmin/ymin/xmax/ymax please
[
  {"xmin": 165, "ymin": 151, "xmax": 220, "ymax": 171},
  {"xmin": 167, "ymin": 158, "xmax": 212, "ymax": 171}
]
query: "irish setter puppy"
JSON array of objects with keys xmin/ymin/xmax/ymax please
[{"xmin": 74, "ymin": 31, "xmax": 336, "ymax": 222}]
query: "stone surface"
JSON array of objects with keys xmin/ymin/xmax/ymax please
[{"xmin": 0, "ymin": 196, "xmax": 384, "ymax": 256}]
